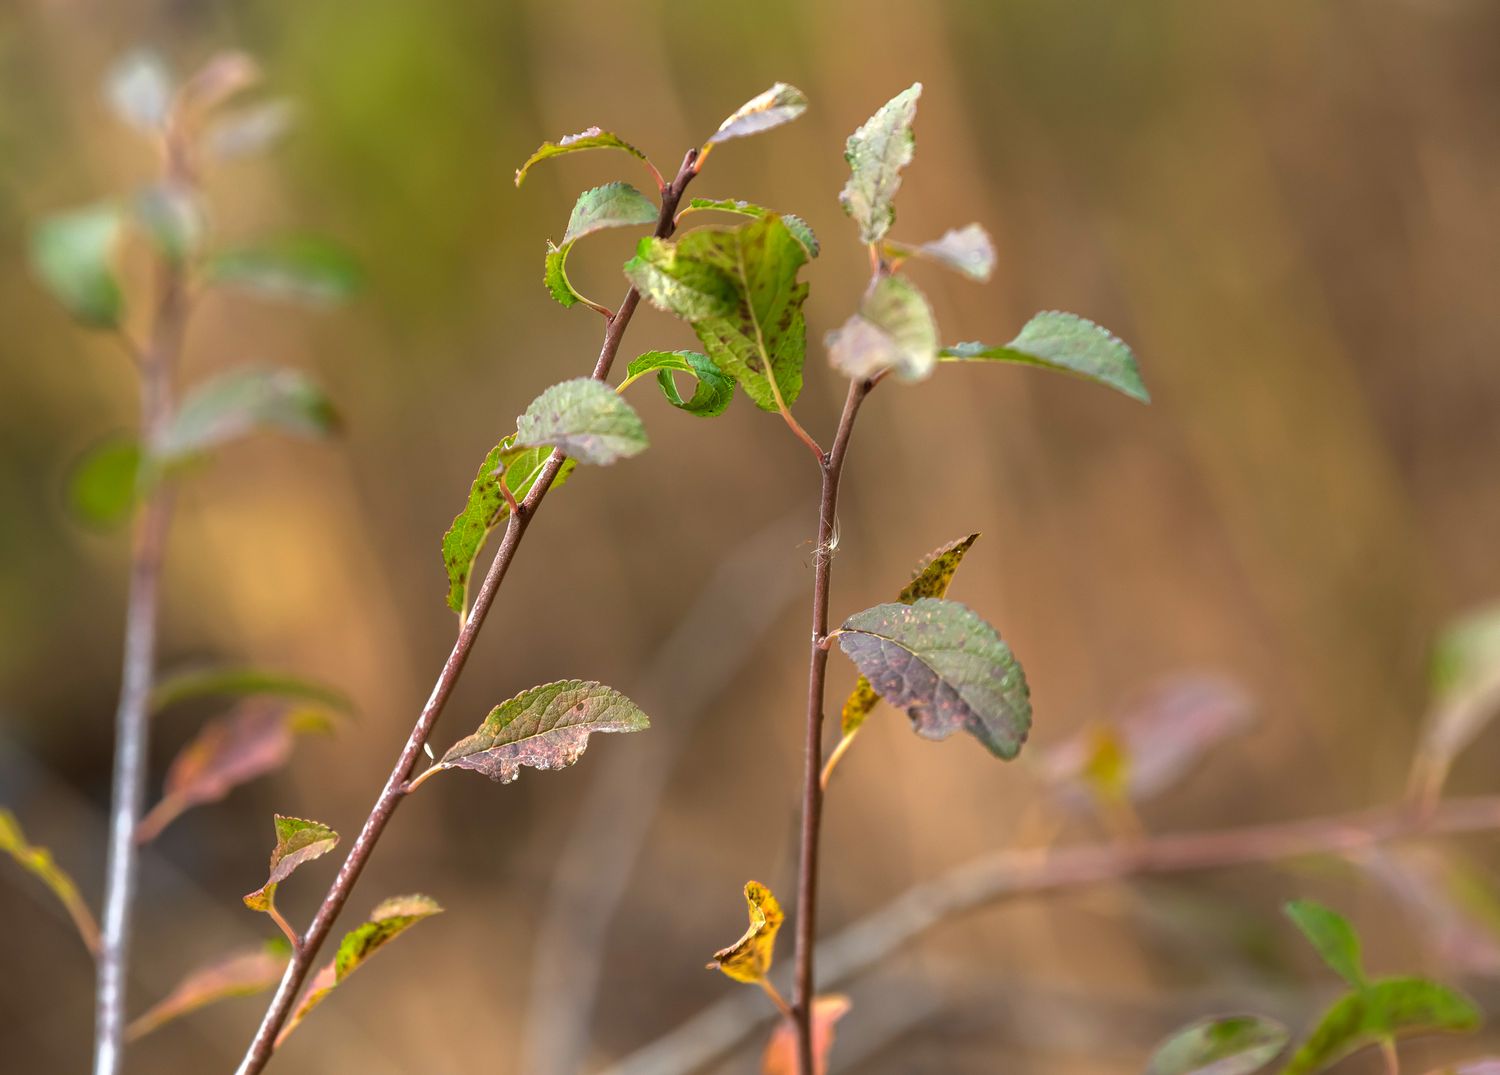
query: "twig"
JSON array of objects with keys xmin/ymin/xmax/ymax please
[
  {"xmin": 232, "ymin": 149, "xmax": 700, "ymax": 1075},
  {"xmin": 604, "ymin": 794, "xmax": 1500, "ymax": 1075}
]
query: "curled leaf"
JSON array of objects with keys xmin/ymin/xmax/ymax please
[
  {"xmin": 705, "ymin": 83, "xmax": 808, "ymax": 146},
  {"xmin": 127, "ymin": 939, "xmax": 291, "ymax": 1041},
  {"xmin": 1145, "ymin": 1013, "xmax": 1288, "ymax": 1075},
  {"xmin": 514, "ymin": 127, "xmax": 647, "ymax": 187},
  {"xmin": 886, "ymin": 223, "xmax": 995, "ymax": 282},
  {"xmin": 243, "ymin": 815, "xmax": 339, "ymax": 912},
  {"xmin": 158, "ymin": 366, "xmax": 338, "ymax": 465},
  {"xmin": 515, "ymin": 378, "xmax": 648, "ymax": 465},
  {"xmin": 826, "ymin": 274, "xmax": 939, "ymax": 383},
  {"xmin": 762, "ymin": 994, "xmax": 850, "ymax": 1075},
  {"xmin": 1281, "ymin": 977, "xmax": 1479, "ymax": 1075},
  {"xmin": 0, "ymin": 809, "xmax": 99, "ymax": 955},
  {"xmin": 941, "ymin": 310, "xmax": 1148, "ymax": 403},
  {"xmin": 840, "ymin": 83, "xmax": 922, "ymax": 245},
  {"xmin": 277, "ymin": 894, "xmax": 442, "ymax": 1045},
  {"xmin": 625, "ymin": 350, "xmax": 735, "ymax": 418},
  {"xmin": 1285, "ymin": 899, "xmax": 1367, "ymax": 988},
  {"xmin": 681, "ymin": 199, "xmax": 819, "ymax": 258},
  {"xmin": 837, "ymin": 597, "xmax": 1031, "ymax": 759},
  {"xmin": 707, "ymin": 881, "xmax": 783, "ymax": 984},
  {"xmin": 206, "ymin": 239, "xmax": 361, "ymax": 306},
  {"xmin": 545, "ymin": 182, "xmax": 659, "ymax": 309},
  {"xmin": 436, "ymin": 680, "xmax": 649, "ymax": 784},
  {"xmin": 30, "ymin": 203, "xmax": 124, "ymax": 329}
]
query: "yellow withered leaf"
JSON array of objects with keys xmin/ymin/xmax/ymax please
[{"xmin": 706, "ymin": 881, "xmax": 783, "ymax": 984}]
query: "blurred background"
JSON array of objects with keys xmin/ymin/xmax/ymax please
[{"xmin": 4, "ymin": 0, "xmax": 1500, "ymax": 1071}]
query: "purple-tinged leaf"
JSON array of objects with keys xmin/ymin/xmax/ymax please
[
  {"xmin": 886, "ymin": 223, "xmax": 995, "ymax": 282},
  {"xmin": 127, "ymin": 939, "xmax": 290, "ymax": 1041},
  {"xmin": 243, "ymin": 815, "xmax": 339, "ymax": 912}
]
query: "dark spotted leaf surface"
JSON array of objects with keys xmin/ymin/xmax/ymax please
[
  {"xmin": 887, "ymin": 223, "xmax": 995, "ymax": 281},
  {"xmin": 837, "ymin": 597, "xmax": 1030, "ymax": 759},
  {"xmin": 159, "ymin": 366, "xmax": 337, "ymax": 464},
  {"xmin": 826, "ymin": 274, "xmax": 938, "ymax": 383},
  {"xmin": 243, "ymin": 815, "xmax": 339, "ymax": 912},
  {"xmin": 514, "ymin": 127, "xmax": 647, "ymax": 186},
  {"xmin": 624, "ymin": 350, "xmax": 734, "ymax": 417},
  {"xmin": 1281, "ymin": 977, "xmax": 1479, "ymax": 1075},
  {"xmin": 942, "ymin": 311, "xmax": 1148, "ymax": 403},
  {"xmin": 515, "ymin": 378, "xmax": 648, "ymax": 465},
  {"xmin": 706, "ymin": 881, "xmax": 783, "ymax": 984},
  {"xmin": 544, "ymin": 182, "xmax": 659, "ymax": 309},
  {"xmin": 840, "ymin": 83, "xmax": 922, "ymax": 245},
  {"xmin": 1146, "ymin": 1014, "xmax": 1288, "ymax": 1075},
  {"xmin": 31, "ymin": 203, "xmax": 124, "ymax": 328},
  {"xmin": 681, "ymin": 199, "xmax": 819, "ymax": 258},
  {"xmin": 126, "ymin": 939, "xmax": 291, "ymax": 1041},
  {"xmin": 704, "ymin": 83, "xmax": 808, "ymax": 146},
  {"xmin": 438, "ymin": 680, "xmax": 649, "ymax": 784}
]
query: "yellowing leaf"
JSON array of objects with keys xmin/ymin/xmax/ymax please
[
  {"xmin": 127, "ymin": 939, "xmax": 290, "ymax": 1041},
  {"xmin": 276, "ymin": 894, "xmax": 442, "ymax": 1045},
  {"xmin": 707, "ymin": 881, "xmax": 783, "ymax": 984},
  {"xmin": 0, "ymin": 808, "xmax": 99, "ymax": 955},
  {"xmin": 514, "ymin": 127, "xmax": 647, "ymax": 186},
  {"xmin": 762, "ymin": 994, "xmax": 851, "ymax": 1075},
  {"xmin": 243, "ymin": 815, "xmax": 339, "ymax": 913}
]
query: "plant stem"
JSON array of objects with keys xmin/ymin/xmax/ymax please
[
  {"xmin": 233, "ymin": 149, "xmax": 699, "ymax": 1075},
  {"xmin": 791, "ymin": 376, "xmax": 872, "ymax": 1075},
  {"xmin": 93, "ymin": 259, "xmax": 186, "ymax": 1075}
]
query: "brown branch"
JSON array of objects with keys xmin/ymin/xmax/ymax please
[
  {"xmin": 605, "ymin": 793, "xmax": 1500, "ymax": 1075},
  {"xmin": 791, "ymin": 376, "xmax": 874, "ymax": 1074},
  {"xmin": 232, "ymin": 149, "xmax": 700, "ymax": 1075}
]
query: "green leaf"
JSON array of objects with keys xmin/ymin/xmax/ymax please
[
  {"xmin": 68, "ymin": 437, "xmax": 142, "ymax": 529},
  {"xmin": 151, "ymin": 664, "xmax": 353, "ymax": 715},
  {"xmin": 942, "ymin": 310, "xmax": 1148, "ymax": 403},
  {"xmin": 544, "ymin": 182, "xmax": 659, "ymax": 309},
  {"xmin": 1280, "ymin": 977, "xmax": 1480, "ymax": 1075},
  {"xmin": 1146, "ymin": 1014, "xmax": 1289, "ymax": 1075},
  {"xmin": 31, "ymin": 204, "xmax": 124, "ymax": 328},
  {"xmin": 625, "ymin": 350, "xmax": 734, "ymax": 418},
  {"xmin": 436, "ymin": 680, "xmax": 650, "ymax": 784},
  {"xmin": 515, "ymin": 378, "xmax": 648, "ymax": 465},
  {"xmin": 1285, "ymin": 900, "xmax": 1366, "ymax": 988},
  {"xmin": 126, "ymin": 939, "xmax": 291, "ymax": 1042},
  {"xmin": 626, "ymin": 215, "xmax": 810, "ymax": 412},
  {"xmin": 837, "ymin": 597, "xmax": 1031, "ymax": 759},
  {"xmin": 276, "ymin": 895, "xmax": 442, "ymax": 1046},
  {"xmin": 440, "ymin": 435, "xmax": 575, "ymax": 617},
  {"xmin": 133, "ymin": 183, "xmax": 204, "ymax": 265},
  {"xmin": 0, "ymin": 808, "xmax": 99, "ymax": 955},
  {"xmin": 206, "ymin": 239, "xmax": 361, "ymax": 306},
  {"xmin": 243, "ymin": 815, "xmax": 339, "ymax": 912},
  {"xmin": 887, "ymin": 223, "xmax": 995, "ymax": 282},
  {"xmin": 159, "ymin": 366, "xmax": 337, "ymax": 464},
  {"xmin": 704, "ymin": 83, "xmax": 808, "ymax": 146},
  {"xmin": 105, "ymin": 50, "xmax": 172, "ymax": 132},
  {"xmin": 681, "ymin": 198, "xmax": 819, "ymax": 258},
  {"xmin": 840, "ymin": 83, "xmax": 922, "ymax": 245},
  {"xmin": 514, "ymin": 126, "xmax": 648, "ymax": 187},
  {"xmin": 827, "ymin": 275, "xmax": 939, "ymax": 383},
  {"xmin": 842, "ymin": 534, "xmax": 979, "ymax": 736}
]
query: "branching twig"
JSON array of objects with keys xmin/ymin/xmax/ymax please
[{"xmin": 233, "ymin": 149, "xmax": 701, "ymax": 1075}]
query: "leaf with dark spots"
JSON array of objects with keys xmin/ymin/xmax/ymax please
[
  {"xmin": 763, "ymin": 994, "xmax": 850, "ymax": 1075},
  {"xmin": 1281, "ymin": 977, "xmax": 1479, "ymax": 1075},
  {"xmin": 436, "ymin": 680, "xmax": 649, "ymax": 784},
  {"xmin": 136, "ymin": 703, "xmax": 333, "ymax": 842},
  {"xmin": 127, "ymin": 939, "xmax": 291, "ymax": 1041},
  {"xmin": 680, "ymin": 199, "xmax": 820, "ymax": 258},
  {"xmin": 704, "ymin": 83, "xmax": 808, "ymax": 146},
  {"xmin": 836, "ymin": 597, "xmax": 1030, "ymax": 759},
  {"xmin": 276, "ymin": 895, "xmax": 442, "ymax": 1045},
  {"xmin": 886, "ymin": 223, "xmax": 995, "ymax": 282},
  {"xmin": 544, "ymin": 182, "xmax": 659, "ymax": 309},
  {"xmin": 514, "ymin": 127, "xmax": 647, "ymax": 186},
  {"xmin": 941, "ymin": 310, "xmax": 1148, "ymax": 403},
  {"xmin": 707, "ymin": 881, "xmax": 783, "ymax": 984},
  {"xmin": 1145, "ymin": 1013, "xmax": 1288, "ymax": 1075},
  {"xmin": 243, "ymin": 815, "xmax": 339, "ymax": 912},
  {"xmin": 0, "ymin": 809, "xmax": 99, "ymax": 955},
  {"xmin": 840, "ymin": 83, "xmax": 922, "ymax": 245},
  {"xmin": 624, "ymin": 350, "xmax": 735, "ymax": 417},
  {"xmin": 158, "ymin": 366, "xmax": 338, "ymax": 465},
  {"xmin": 514, "ymin": 378, "xmax": 649, "ymax": 465}
]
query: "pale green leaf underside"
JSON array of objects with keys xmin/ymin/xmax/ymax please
[
  {"xmin": 840, "ymin": 82, "xmax": 922, "ymax": 245},
  {"xmin": 1146, "ymin": 1014, "xmax": 1289, "ymax": 1075},
  {"xmin": 827, "ymin": 274, "xmax": 938, "ymax": 383},
  {"xmin": 626, "ymin": 350, "xmax": 734, "ymax": 417},
  {"xmin": 681, "ymin": 198, "xmax": 819, "ymax": 258},
  {"xmin": 1279, "ymin": 977, "xmax": 1479, "ymax": 1075},
  {"xmin": 206, "ymin": 239, "xmax": 361, "ymax": 306},
  {"xmin": 942, "ymin": 310, "xmax": 1148, "ymax": 403},
  {"xmin": 515, "ymin": 377, "xmax": 648, "ymax": 465},
  {"xmin": 31, "ymin": 203, "xmax": 124, "ymax": 328},
  {"xmin": 439, "ymin": 679, "xmax": 650, "ymax": 783},
  {"xmin": 705, "ymin": 82, "xmax": 808, "ymax": 145},
  {"xmin": 514, "ymin": 127, "xmax": 647, "ymax": 186},
  {"xmin": 888, "ymin": 222, "xmax": 995, "ymax": 281},
  {"xmin": 158, "ymin": 366, "xmax": 337, "ymax": 464},
  {"xmin": 837, "ymin": 597, "xmax": 1031, "ymax": 759}
]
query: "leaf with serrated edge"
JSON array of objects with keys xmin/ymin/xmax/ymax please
[
  {"xmin": 680, "ymin": 199, "xmax": 820, "ymax": 258},
  {"xmin": 1285, "ymin": 899, "xmax": 1366, "ymax": 988},
  {"xmin": 544, "ymin": 182, "xmax": 658, "ymax": 309},
  {"xmin": 243, "ymin": 815, "xmax": 338, "ymax": 912},
  {"xmin": 276, "ymin": 895, "xmax": 442, "ymax": 1046},
  {"xmin": 151, "ymin": 664, "xmax": 353, "ymax": 715},
  {"xmin": 441, "ymin": 435, "xmax": 575, "ymax": 616},
  {"xmin": 159, "ymin": 366, "xmax": 337, "ymax": 465},
  {"xmin": 840, "ymin": 83, "xmax": 922, "ymax": 245},
  {"xmin": 842, "ymin": 534, "xmax": 978, "ymax": 736},
  {"xmin": 127, "ymin": 939, "xmax": 291, "ymax": 1041},
  {"xmin": 705, "ymin": 83, "xmax": 808, "ymax": 146},
  {"xmin": 137, "ymin": 703, "xmax": 333, "ymax": 842},
  {"xmin": 1280, "ymin": 977, "xmax": 1479, "ymax": 1075},
  {"xmin": 763, "ymin": 994, "xmax": 850, "ymax": 1075},
  {"xmin": 706, "ymin": 881, "xmax": 783, "ymax": 984},
  {"xmin": 942, "ymin": 310, "xmax": 1148, "ymax": 403},
  {"xmin": 31, "ymin": 204, "xmax": 124, "ymax": 328},
  {"xmin": 514, "ymin": 127, "xmax": 647, "ymax": 186},
  {"xmin": 887, "ymin": 223, "xmax": 995, "ymax": 282},
  {"xmin": 837, "ymin": 597, "xmax": 1030, "ymax": 759},
  {"xmin": 1145, "ymin": 1014, "xmax": 1288, "ymax": 1075},
  {"xmin": 626, "ymin": 350, "xmax": 735, "ymax": 418},
  {"xmin": 0, "ymin": 809, "xmax": 99, "ymax": 955},
  {"xmin": 438, "ymin": 680, "xmax": 649, "ymax": 784},
  {"xmin": 515, "ymin": 378, "xmax": 648, "ymax": 465},
  {"xmin": 827, "ymin": 274, "xmax": 938, "ymax": 382},
  {"xmin": 206, "ymin": 239, "xmax": 360, "ymax": 307}
]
